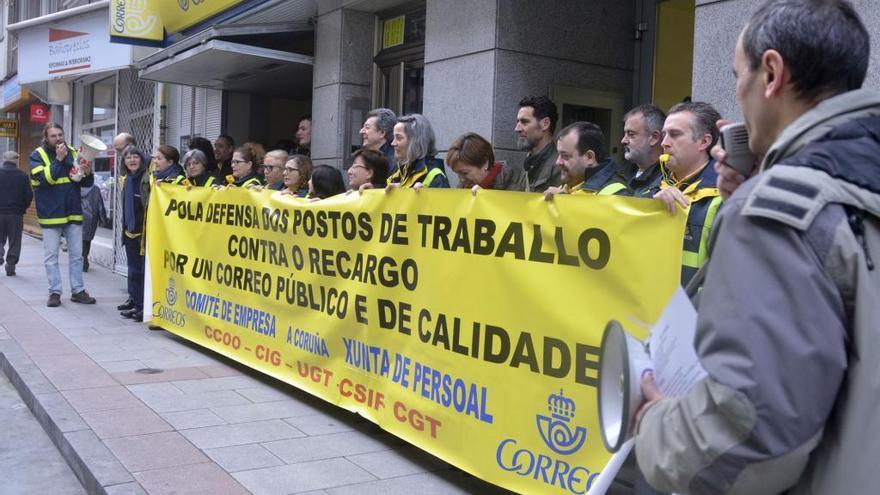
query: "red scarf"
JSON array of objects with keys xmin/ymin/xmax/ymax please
[{"xmin": 477, "ymin": 162, "xmax": 504, "ymax": 189}]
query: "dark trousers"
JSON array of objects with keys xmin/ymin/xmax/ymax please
[
  {"xmin": 123, "ymin": 236, "xmax": 145, "ymax": 311},
  {"xmin": 82, "ymin": 240, "xmax": 91, "ymax": 271},
  {"xmin": 0, "ymin": 213, "xmax": 24, "ymax": 266}
]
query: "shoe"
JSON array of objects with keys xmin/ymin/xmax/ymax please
[
  {"xmin": 130, "ymin": 310, "xmax": 144, "ymax": 322},
  {"xmin": 121, "ymin": 308, "xmax": 139, "ymax": 319},
  {"xmin": 47, "ymin": 293, "xmax": 61, "ymax": 307},
  {"xmin": 70, "ymin": 290, "xmax": 96, "ymax": 304},
  {"xmin": 117, "ymin": 299, "xmax": 135, "ymax": 311},
  {"xmin": 5, "ymin": 264, "xmax": 15, "ymax": 276}
]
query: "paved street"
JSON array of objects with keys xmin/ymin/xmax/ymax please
[
  {"xmin": 0, "ymin": 234, "xmax": 516, "ymax": 495},
  {"xmin": 0, "ymin": 371, "xmax": 85, "ymax": 495}
]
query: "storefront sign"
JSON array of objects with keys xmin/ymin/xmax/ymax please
[
  {"xmin": 18, "ymin": 10, "xmax": 133, "ymax": 84},
  {"xmin": 29, "ymin": 104, "xmax": 49, "ymax": 123},
  {"xmin": 0, "ymin": 119, "xmax": 18, "ymax": 138},
  {"xmin": 382, "ymin": 15, "xmax": 405, "ymax": 49},
  {"xmin": 110, "ymin": 0, "xmax": 163, "ymax": 43},
  {"xmin": 147, "ymin": 186, "xmax": 686, "ymax": 495},
  {"xmin": 110, "ymin": 0, "xmax": 246, "ymax": 44}
]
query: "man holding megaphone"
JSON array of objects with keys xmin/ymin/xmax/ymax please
[{"xmin": 29, "ymin": 122, "xmax": 97, "ymax": 307}]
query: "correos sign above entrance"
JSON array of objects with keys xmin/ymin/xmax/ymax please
[{"xmin": 17, "ymin": 10, "xmax": 133, "ymax": 84}]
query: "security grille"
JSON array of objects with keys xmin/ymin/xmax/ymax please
[{"xmin": 113, "ymin": 69, "xmax": 156, "ymax": 274}]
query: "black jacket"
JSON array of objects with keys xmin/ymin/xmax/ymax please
[{"xmin": 0, "ymin": 161, "xmax": 33, "ymax": 214}]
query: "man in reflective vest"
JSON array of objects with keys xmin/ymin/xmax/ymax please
[
  {"xmin": 30, "ymin": 122, "xmax": 97, "ymax": 307},
  {"xmin": 653, "ymin": 102, "xmax": 723, "ymax": 286},
  {"xmin": 544, "ymin": 121, "xmax": 628, "ymax": 200}
]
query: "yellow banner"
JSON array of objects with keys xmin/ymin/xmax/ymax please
[
  {"xmin": 111, "ymin": 0, "xmax": 245, "ymax": 42},
  {"xmin": 111, "ymin": 0, "xmax": 163, "ymax": 42},
  {"xmin": 160, "ymin": 0, "xmax": 245, "ymax": 34},
  {"xmin": 147, "ymin": 186, "xmax": 685, "ymax": 494}
]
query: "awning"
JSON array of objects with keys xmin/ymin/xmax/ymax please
[
  {"xmin": 136, "ymin": 23, "xmax": 313, "ymax": 99},
  {"xmin": 9, "ymin": 2, "xmax": 133, "ymax": 85},
  {"xmin": 0, "ymin": 75, "xmax": 32, "ymax": 113}
]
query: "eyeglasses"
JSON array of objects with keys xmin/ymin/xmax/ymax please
[
  {"xmin": 231, "ymin": 159, "xmax": 248, "ymax": 165},
  {"xmin": 262, "ymin": 165, "xmax": 277, "ymax": 171},
  {"xmin": 349, "ymin": 164, "xmax": 368, "ymax": 171},
  {"xmin": 283, "ymin": 167, "xmax": 300, "ymax": 173}
]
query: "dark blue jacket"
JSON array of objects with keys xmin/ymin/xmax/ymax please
[
  {"xmin": 29, "ymin": 144, "xmax": 93, "ymax": 227},
  {"xmin": 0, "ymin": 161, "xmax": 33, "ymax": 214}
]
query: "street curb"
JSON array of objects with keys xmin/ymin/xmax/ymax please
[{"xmin": 0, "ymin": 351, "xmax": 123, "ymax": 495}]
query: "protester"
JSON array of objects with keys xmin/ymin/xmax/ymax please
[
  {"xmin": 620, "ymin": 104, "xmax": 665, "ymax": 197},
  {"xmin": 213, "ymin": 134, "xmax": 235, "ymax": 178},
  {"xmin": 387, "ymin": 114, "xmax": 449, "ymax": 188},
  {"xmin": 188, "ymin": 137, "xmax": 217, "ymax": 173},
  {"xmin": 309, "ymin": 165, "xmax": 346, "ymax": 199},
  {"xmin": 636, "ymin": 3, "xmax": 879, "ymax": 494},
  {"xmin": 652, "ymin": 102, "xmax": 723, "ymax": 285},
  {"xmin": 113, "ymin": 132, "xmax": 135, "ymax": 155},
  {"xmin": 0, "ymin": 151, "xmax": 32, "ymax": 277},
  {"xmin": 80, "ymin": 182, "xmax": 106, "ymax": 272},
  {"xmin": 281, "ymin": 154, "xmax": 312, "ymax": 197},
  {"xmin": 117, "ymin": 146, "xmax": 149, "ymax": 322},
  {"xmin": 227, "ymin": 143, "xmax": 264, "ymax": 188},
  {"xmin": 544, "ymin": 122, "xmax": 627, "ymax": 199},
  {"xmin": 294, "ymin": 115, "xmax": 312, "ymax": 156},
  {"xmin": 261, "ymin": 149, "xmax": 288, "ymax": 190},
  {"xmin": 29, "ymin": 123, "xmax": 97, "ymax": 306},
  {"xmin": 183, "ymin": 149, "xmax": 218, "ymax": 187},
  {"xmin": 446, "ymin": 132, "xmax": 527, "ymax": 193},
  {"xmin": 516, "ymin": 95, "xmax": 562, "ymax": 192},
  {"xmin": 149, "ymin": 145, "xmax": 187, "ymax": 189},
  {"xmin": 360, "ymin": 108, "xmax": 397, "ymax": 171},
  {"xmin": 347, "ymin": 149, "xmax": 389, "ymax": 191}
]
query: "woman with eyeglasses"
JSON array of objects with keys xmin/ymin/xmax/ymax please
[
  {"xmin": 280, "ymin": 154, "xmax": 312, "ymax": 197},
  {"xmin": 347, "ymin": 149, "xmax": 389, "ymax": 192},
  {"xmin": 183, "ymin": 149, "xmax": 218, "ymax": 187},
  {"xmin": 260, "ymin": 149, "xmax": 288, "ymax": 191},
  {"xmin": 226, "ymin": 142, "xmax": 264, "ymax": 188}
]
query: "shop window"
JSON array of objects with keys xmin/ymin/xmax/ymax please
[
  {"xmin": 374, "ymin": 6, "xmax": 425, "ymax": 115},
  {"xmin": 82, "ymin": 76, "xmax": 117, "ymax": 174},
  {"xmin": 88, "ymin": 76, "xmax": 117, "ymax": 123}
]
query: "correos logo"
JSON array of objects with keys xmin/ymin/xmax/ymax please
[
  {"xmin": 113, "ymin": 0, "xmax": 159, "ymax": 35},
  {"xmin": 153, "ymin": 278, "xmax": 186, "ymax": 327},
  {"xmin": 177, "ymin": 0, "xmax": 206, "ymax": 11},
  {"xmin": 495, "ymin": 390, "xmax": 598, "ymax": 494}
]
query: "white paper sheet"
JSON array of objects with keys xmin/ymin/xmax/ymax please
[
  {"xmin": 590, "ymin": 288, "xmax": 707, "ymax": 495},
  {"xmin": 647, "ymin": 288, "xmax": 707, "ymax": 397}
]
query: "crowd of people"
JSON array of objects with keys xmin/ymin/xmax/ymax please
[
  {"xmin": 6, "ymin": 1, "xmax": 877, "ymax": 493},
  {"xmin": 10, "ymin": 96, "xmax": 726, "ymax": 319}
]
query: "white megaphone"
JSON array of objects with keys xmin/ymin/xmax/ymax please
[
  {"xmin": 597, "ymin": 320, "xmax": 653, "ymax": 452},
  {"xmin": 78, "ymin": 134, "xmax": 107, "ymax": 162}
]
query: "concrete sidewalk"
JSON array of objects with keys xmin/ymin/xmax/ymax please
[{"xmin": 0, "ymin": 234, "xmax": 515, "ymax": 495}]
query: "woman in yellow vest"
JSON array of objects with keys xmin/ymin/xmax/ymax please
[
  {"xmin": 226, "ymin": 142, "xmax": 264, "ymax": 188},
  {"xmin": 183, "ymin": 149, "xmax": 218, "ymax": 187},
  {"xmin": 387, "ymin": 114, "xmax": 449, "ymax": 189}
]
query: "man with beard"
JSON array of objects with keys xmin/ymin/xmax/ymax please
[
  {"xmin": 515, "ymin": 95, "xmax": 561, "ymax": 193},
  {"xmin": 620, "ymin": 104, "xmax": 665, "ymax": 197}
]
